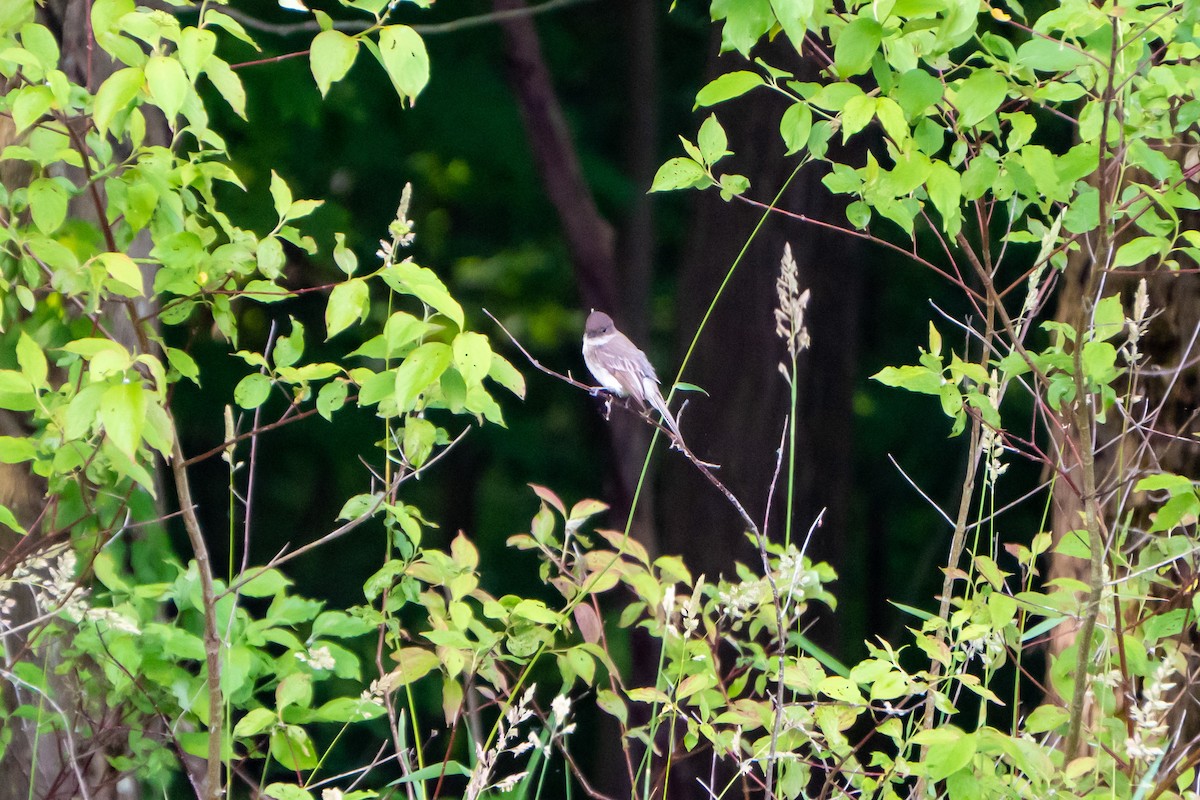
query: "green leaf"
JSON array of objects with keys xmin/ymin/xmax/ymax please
[
  {"xmin": 95, "ymin": 252, "xmax": 144, "ymax": 295},
  {"xmin": 650, "ymin": 157, "xmax": 708, "ymax": 192},
  {"xmin": 718, "ymin": 173, "xmax": 749, "ymax": 200},
  {"xmin": 1021, "ymin": 144, "xmax": 1066, "ymax": 202},
  {"xmin": 810, "ymin": 81, "xmax": 865, "ymax": 112},
  {"xmin": 451, "ymin": 332, "xmax": 491, "ymax": 387},
  {"xmin": 270, "ymin": 726, "xmax": 317, "ymax": 771},
  {"xmin": 203, "ymin": 56, "xmax": 246, "ymax": 119},
  {"xmin": 1135, "ymin": 473, "xmax": 1194, "ymax": 496},
  {"xmin": 391, "ymin": 647, "xmax": 441, "ymax": 686},
  {"xmin": 1092, "ymin": 295, "xmax": 1125, "ymax": 341},
  {"xmin": 893, "ymin": 69, "xmax": 943, "ymax": 119},
  {"xmin": 394, "ymin": 342, "xmax": 452, "ymax": 411},
  {"xmin": 12, "ymin": 85, "xmax": 54, "ymax": 135},
  {"xmin": 145, "ymin": 55, "xmax": 189, "ymax": 121},
  {"xmin": 874, "ymin": 97, "xmax": 908, "ymax": 145},
  {"xmin": 177, "ymin": 26, "xmax": 217, "ymax": 79},
  {"xmin": 403, "ymin": 417, "xmax": 435, "ymax": 466},
  {"xmin": 0, "ymin": 505, "xmax": 27, "ymax": 536},
  {"xmin": 918, "ymin": 727, "xmax": 976, "ymax": 781},
  {"xmin": 694, "ymin": 71, "xmax": 763, "ymax": 107},
  {"xmin": 1112, "ymin": 236, "xmax": 1162, "ymax": 268},
  {"xmin": 770, "ymin": 0, "xmax": 815, "ymax": 47},
  {"xmin": 841, "ymin": 94, "xmax": 876, "ymax": 138},
  {"xmin": 16, "ymin": 332, "xmax": 46, "ymax": 387},
  {"xmin": 93, "ymin": 67, "xmax": 143, "ymax": 136},
  {"xmin": 780, "ymin": 102, "xmax": 813, "ymax": 155},
  {"xmin": 377, "ymin": 25, "xmax": 429, "ymax": 105},
  {"xmin": 961, "ymin": 155, "xmax": 998, "ymax": 201},
  {"xmin": 100, "ymin": 381, "xmax": 146, "ymax": 459},
  {"xmin": 232, "ymin": 708, "xmax": 277, "ymax": 738},
  {"xmin": 379, "ymin": 261, "xmax": 464, "ymax": 329},
  {"xmin": 202, "ymin": 9, "xmax": 260, "ymax": 50},
  {"xmin": 954, "ymin": 69, "xmax": 1006, "ymax": 128},
  {"xmin": 284, "ymin": 199, "xmax": 323, "ymax": 223},
  {"xmin": 697, "ymin": 114, "xmax": 729, "ymax": 166},
  {"xmin": 326, "ymin": 279, "xmax": 370, "ymax": 339},
  {"xmin": 926, "ymin": 161, "xmax": 962, "ymax": 238},
  {"xmin": 256, "ymin": 237, "xmax": 285, "ymax": 280},
  {"xmin": 596, "ymin": 688, "xmax": 628, "ymax": 725},
  {"xmin": 316, "ymin": 380, "xmax": 348, "ymax": 421},
  {"xmin": 234, "ymin": 373, "xmax": 272, "ymax": 409},
  {"xmin": 1081, "ymin": 340, "xmax": 1119, "ymax": 385},
  {"xmin": 1024, "ymin": 704, "xmax": 1069, "ymax": 734},
  {"xmin": 28, "ymin": 177, "xmax": 67, "ymax": 234},
  {"xmin": 239, "ymin": 568, "xmax": 291, "ymax": 597},
  {"xmin": 276, "ymin": 676, "xmax": 312, "ymax": 714},
  {"xmin": 873, "ymin": 364, "xmax": 943, "ymax": 395},
  {"xmin": 1016, "ymin": 37, "xmax": 1091, "ymax": 72},
  {"xmin": 273, "ymin": 318, "xmax": 305, "ymax": 369},
  {"xmin": 487, "ymin": 353, "xmax": 526, "ymax": 398},
  {"xmin": 269, "ymin": 171, "xmax": 292, "ymax": 220},
  {"xmin": 834, "ymin": 19, "xmax": 882, "ymax": 77},
  {"xmin": 0, "ymin": 436, "xmax": 36, "ymax": 464},
  {"xmin": 312, "ymin": 610, "xmax": 376, "ymax": 639},
  {"xmin": 846, "ymin": 200, "xmax": 870, "ymax": 228},
  {"xmin": 310, "ymin": 29, "xmax": 359, "ymax": 96},
  {"xmin": 333, "ymin": 231, "xmax": 357, "ymax": 276}
]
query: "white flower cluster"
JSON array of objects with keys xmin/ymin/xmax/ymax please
[
  {"xmin": 3, "ymin": 547, "xmax": 88, "ymax": 623},
  {"xmin": 1121, "ymin": 278, "xmax": 1152, "ymax": 366},
  {"xmin": 376, "ymin": 183, "xmax": 416, "ymax": 263},
  {"xmin": 961, "ymin": 628, "xmax": 1005, "ymax": 669},
  {"xmin": 716, "ymin": 578, "xmax": 769, "ymax": 621},
  {"xmin": 980, "ymin": 371, "xmax": 1008, "ymax": 485},
  {"xmin": 464, "ymin": 685, "xmax": 538, "ymax": 800},
  {"xmin": 1126, "ymin": 659, "xmax": 1175, "ymax": 762},
  {"xmin": 296, "ymin": 645, "xmax": 336, "ymax": 671},
  {"xmin": 1, "ymin": 546, "xmax": 140, "ymax": 636},
  {"xmin": 460, "ymin": 685, "xmax": 576, "ymax": 800},
  {"xmin": 717, "ymin": 548, "xmax": 816, "ymax": 623}
]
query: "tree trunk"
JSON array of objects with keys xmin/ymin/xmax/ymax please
[
  {"xmin": 1046, "ymin": 155, "xmax": 1200, "ymax": 756},
  {"xmin": 0, "ymin": 1, "xmax": 168, "ymax": 796},
  {"xmin": 656, "ymin": 34, "xmax": 867, "ymax": 799},
  {"xmin": 660, "ymin": 38, "xmax": 866, "ymax": 648}
]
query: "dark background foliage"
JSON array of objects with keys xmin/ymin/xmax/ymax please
[
  {"xmin": 173, "ymin": 3, "xmax": 1046, "ymax": 762},
  {"xmin": 183, "ymin": 0, "xmax": 1037, "ymax": 658}
]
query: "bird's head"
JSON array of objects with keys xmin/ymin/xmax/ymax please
[{"xmin": 585, "ymin": 311, "xmax": 614, "ymax": 338}]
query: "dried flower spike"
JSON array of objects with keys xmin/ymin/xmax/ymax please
[{"xmin": 774, "ymin": 243, "xmax": 812, "ymax": 363}]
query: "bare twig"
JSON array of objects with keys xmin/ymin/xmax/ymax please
[
  {"xmin": 169, "ymin": 431, "xmax": 223, "ymax": 800},
  {"xmin": 219, "ymin": 427, "xmax": 471, "ymax": 599},
  {"xmin": 177, "ymin": 0, "xmax": 593, "ymax": 38}
]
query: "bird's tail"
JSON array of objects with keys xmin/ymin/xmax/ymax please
[{"xmin": 647, "ymin": 385, "xmax": 681, "ymax": 438}]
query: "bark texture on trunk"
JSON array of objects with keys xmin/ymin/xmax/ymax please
[
  {"xmin": 1046, "ymin": 160, "xmax": 1200, "ymax": 755},
  {"xmin": 660, "ymin": 42, "xmax": 866, "ymax": 641}
]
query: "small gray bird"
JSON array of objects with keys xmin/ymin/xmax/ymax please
[{"xmin": 582, "ymin": 311, "xmax": 680, "ymax": 436}]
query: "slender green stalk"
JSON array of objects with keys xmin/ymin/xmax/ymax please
[{"xmin": 783, "ymin": 358, "xmax": 798, "ymax": 550}]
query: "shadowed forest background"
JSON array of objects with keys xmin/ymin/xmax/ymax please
[
  {"xmin": 14, "ymin": 0, "xmax": 1200, "ymax": 795},
  {"xmin": 171, "ymin": 1, "xmax": 983, "ymax": 787},
  {"xmin": 184, "ymin": 0, "xmax": 980, "ymax": 652}
]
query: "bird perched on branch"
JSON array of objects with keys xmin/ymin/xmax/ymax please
[{"xmin": 582, "ymin": 310, "xmax": 680, "ymax": 437}]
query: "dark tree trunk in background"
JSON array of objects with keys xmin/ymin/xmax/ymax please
[
  {"xmin": 1047, "ymin": 230, "xmax": 1200, "ymax": 753},
  {"xmin": 0, "ymin": 2, "xmax": 169, "ymax": 796},
  {"xmin": 492, "ymin": 0, "xmax": 676, "ymax": 563},
  {"xmin": 493, "ymin": 0, "xmax": 665, "ymax": 555},
  {"xmin": 661, "ymin": 38, "xmax": 867, "ymax": 652},
  {"xmin": 618, "ymin": 0, "xmax": 659, "ymax": 341},
  {"xmin": 493, "ymin": 4, "xmax": 665, "ymax": 797}
]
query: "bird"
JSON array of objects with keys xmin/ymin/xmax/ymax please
[{"xmin": 582, "ymin": 311, "xmax": 681, "ymax": 436}]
